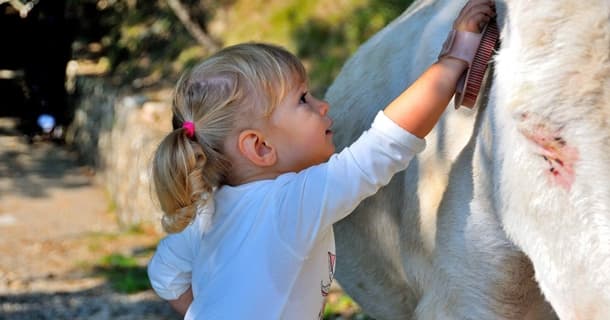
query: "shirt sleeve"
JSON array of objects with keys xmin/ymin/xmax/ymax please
[
  {"xmin": 147, "ymin": 219, "xmax": 200, "ymax": 300},
  {"xmin": 274, "ymin": 111, "xmax": 426, "ymax": 257}
]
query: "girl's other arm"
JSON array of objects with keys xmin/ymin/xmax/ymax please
[
  {"xmin": 384, "ymin": 0, "xmax": 495, "ymax": 138},
  {"xmin": 147, "ymin": 223, "xmax": 198, "ymax": 306},
  {"xmin": 168, "ymin": 287, "xmax": 193, "ymax": 316}
]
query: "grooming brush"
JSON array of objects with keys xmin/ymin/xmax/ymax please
[{"xmin": 454, "ymin": 20, "xmax": 500, "ymax": 108}]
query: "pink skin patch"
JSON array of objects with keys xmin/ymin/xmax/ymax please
[{"xmin": 517, "ymin": 112, "xmax": 579, "ymax": 190}]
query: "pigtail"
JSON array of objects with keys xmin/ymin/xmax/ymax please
[{"xmin": 152, "ymin": 129, "xmax": 223, "ymax": 233}]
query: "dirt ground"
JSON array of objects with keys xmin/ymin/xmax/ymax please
[{"xmin": 0, "ymin": 118, "xmax": 179, "ymax": 319}]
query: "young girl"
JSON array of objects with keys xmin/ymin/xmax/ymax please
[{"xmin": 148, "ymin": 0, "xmax": 495, "ymax": 318}]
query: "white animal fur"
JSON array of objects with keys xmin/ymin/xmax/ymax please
[
  {"xmin": 493, "ymin": 1, "xmax": 610, "ymax": 319},
  {"xmin": 325, "ymin": 0, "xmax": 609, "ymax": 319}
]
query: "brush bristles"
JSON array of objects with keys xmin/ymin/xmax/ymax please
[{"xmin": 463, "ymin": 22, "xmax": 499, "ymax": 107}]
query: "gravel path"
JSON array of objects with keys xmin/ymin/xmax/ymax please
[{"xmin": 0, "ymin": 118, "xmax": 179, "ymax": 320}]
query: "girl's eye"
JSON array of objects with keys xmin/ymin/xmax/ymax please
[{"xmin": 299, "ymin": 92, "xmax": 308, "ymax": 104}]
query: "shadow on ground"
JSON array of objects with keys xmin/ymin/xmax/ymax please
[{"xmin": 0, "ymin": 284, "xmax": 178, "ymax": 320}]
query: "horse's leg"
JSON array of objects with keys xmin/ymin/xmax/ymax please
[
  {"xmin": 416, "ymin": 106, "xmax": 557, "ymax": 319},
  {"xmin": 334, "ymin": 174, "xmax": 422, "ymax": 319}
]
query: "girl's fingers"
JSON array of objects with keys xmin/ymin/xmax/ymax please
[
  {"xmin": 455, "ymin": 1, "xmax": 496, "ymax": 32},
  {"xmin": 472, "ymin": 2, "xmax": 496, "ymax": 17},
  {"xmin": 471, "ymin": 13, "xmax": 492, "ymax": 31},
  {"xmin": 462, "ymin": 3, "xmax": 495, "ymax": 20},
  {"xmin": 462, "ymin": 0, "xmax": 494, "ymax": 13},
  {"xmin": 467, "ymin": 14, "xmax": 492, "ymax": 32},
  {"xmin": 460, "ymin": 0, "xmax": 495, "ymax": 18}
]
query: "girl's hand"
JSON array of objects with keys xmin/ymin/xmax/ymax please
[
  {"xmin": 168, "ymin": 287, "xmax": 193, "ymax": 316},
  {"xmin": 454, "ymin": 0, "xmax": 496, "ymax": 33}
]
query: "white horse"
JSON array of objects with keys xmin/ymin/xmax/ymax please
[{"xmin": 326, "ymin": 0, "xmax": 610, "ymax": 319}]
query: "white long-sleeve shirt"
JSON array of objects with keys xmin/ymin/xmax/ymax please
[{"xmin": 148, "ymin": 111, "xmax": 425, "ymax": 319}]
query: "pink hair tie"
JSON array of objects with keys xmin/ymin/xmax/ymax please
[{"xmin": 182, "ymin": 121, "xmax": 195, "ymax": 139}]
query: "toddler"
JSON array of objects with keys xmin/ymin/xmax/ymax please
[{"xmin": 148, "ymin": 0, "xmax": 495, "ymax": 318}]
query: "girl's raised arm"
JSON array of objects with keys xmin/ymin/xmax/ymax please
[{"xmin": 384, "ymin": 0, "xmax": 495, "ymax": 138}]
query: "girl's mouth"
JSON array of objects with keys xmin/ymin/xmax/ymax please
[{"xmin": 326, "ymin": 120, "xmax": 334, "ymax": 135}]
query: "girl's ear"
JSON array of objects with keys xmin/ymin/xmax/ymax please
[{"xmin": 237, "ymin": 129, "xmax": 277, "ymax": 167}]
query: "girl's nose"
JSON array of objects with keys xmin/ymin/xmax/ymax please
[{"xmin": 317, "ymin": 99, "xmax": 330, "ymax": 116}]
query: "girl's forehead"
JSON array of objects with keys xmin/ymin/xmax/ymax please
[
  {"xmin": 276, "ymin": 75, "xmax": 306, "ymax": 97},
  {"xmin": 287, "ymin": 66, "xmax": 307, "ymax": 84},
  {"xmin": 294, "ymin": 79, "xmax": 308, "ymax": 91}
]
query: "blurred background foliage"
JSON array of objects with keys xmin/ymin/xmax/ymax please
[{"xmin": 66, "ymin": 0, "xmax": 412, "ymax": 96}]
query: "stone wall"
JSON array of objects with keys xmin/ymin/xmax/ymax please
[{"xmin": 66, "ymin": 77, "xmax": 172, "ymax": 232}]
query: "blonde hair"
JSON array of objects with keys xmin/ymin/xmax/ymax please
[{"xmin": 152, "ymin": 43, "xmax": 307, "ymax": 233}]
